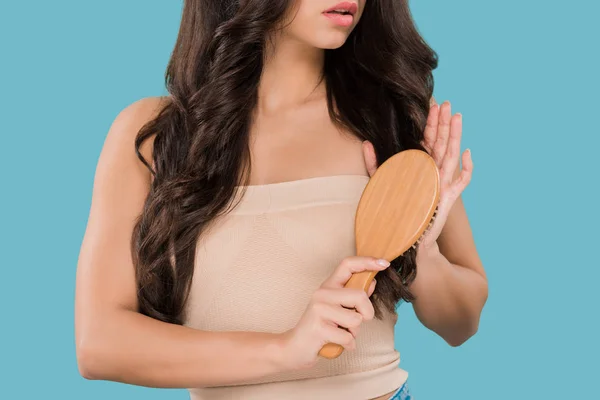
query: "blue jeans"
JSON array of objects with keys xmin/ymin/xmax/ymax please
[{"xmin": 388, "ymin": 380, "xmax": 412, "ymax": 400}]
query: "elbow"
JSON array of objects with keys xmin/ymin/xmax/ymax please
[
  {"xmin": 444, "ymin": 312, "xmax": 482, "ymax": 347},
  {"xmin": 76, "ymin": 333, "xmax": 110, "ymax": 381},
  {"xmin": 447, "ymin": 279, "xmax": 488, "ymax": 347},
  {"xmin": 445, "ymin": 321, "xmax": 479, "ymax": 347},
  {"xmin": 75, "ymin": 309, "xmax": 133, "ymax": 382},
  {"xmin": 76, "ymin": 340, "xmax": 102, "ymax": 380}
]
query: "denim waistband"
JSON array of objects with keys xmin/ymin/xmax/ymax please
[{"xmin": 389, "ymin": 380, "xmax": 412, "ymax": 400}]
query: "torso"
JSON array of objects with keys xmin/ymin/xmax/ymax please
[
  {"xmin": 185, "ymin": 174, "xmax": 406, "ymax": 399},
  {"xmin": 254, "ymin": 96, "xmax": 402, "ymax": 400},
  {"xmin": 145, "ymin": 95, "xmax": 406, "ymax": 400}
]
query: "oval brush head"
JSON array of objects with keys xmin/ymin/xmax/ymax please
[{"xmin": 319, "ymin": 149, "xmax": 440, "ymax": 359}]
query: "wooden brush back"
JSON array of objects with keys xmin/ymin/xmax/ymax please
[{"xmin": 318, "ymin": 149, "xmax": 440, "ymax": 359}]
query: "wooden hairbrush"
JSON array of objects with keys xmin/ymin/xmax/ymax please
[{"xmin": 318, "ymin": 149, "xmax": 441, "ymax": 359}]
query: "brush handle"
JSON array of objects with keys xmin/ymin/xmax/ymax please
[{"xmin": 317, "ymin": 270, "xmax": 379, "ymax": 359}]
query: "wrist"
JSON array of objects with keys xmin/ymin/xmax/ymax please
[
  {"xmin": 412, "ymin": 244, "xmax": 449, "ymax": 296},
  {"xmin": 271, "ymin": 330, "xmax": 316, "ymax": 373},
  {"xmin": 268, "ymin": 331, "xmax": 295, "ymax": 373},
  {"xmin": 415, "ymin": 240, "xmax": 441, "ymax": 266}
]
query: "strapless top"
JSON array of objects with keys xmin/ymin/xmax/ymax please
[{"xmin": 183, "ymin": 174, "xmax": 408, "ymax": 400}]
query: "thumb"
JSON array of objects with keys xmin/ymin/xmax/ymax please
[
  {"xmin": 362, "ymin": 140, "xmax": 378, "ymax": 177},
  {"xmin": 430, "ymin": 96, "xmax": 437, "ymax": 108},
  {"xmin": 367, "ymin": 278, "xmax": 377, "ymax": 297}
]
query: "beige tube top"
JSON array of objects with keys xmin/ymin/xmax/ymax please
[{"xmin": 183, "ymin": 174, "xmax": 408, "ymax": 400}]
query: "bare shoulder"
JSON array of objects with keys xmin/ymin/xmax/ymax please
[
  {"xmin": 105, "ymin": 96, "xmax": 171, "ymax": 171},
  {"xmin": 76, "ymin": 96, "xmax": 171, "ymax": 322},
  {"xmin": 110, "ymin": 96, "xmax": 169, "ymax": 136}
]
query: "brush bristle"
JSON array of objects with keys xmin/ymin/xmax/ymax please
[{"xmin": 409, "ymin": 206, "xmax": 438, "ymax": 251}]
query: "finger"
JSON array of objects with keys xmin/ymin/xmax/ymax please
[
  {"xmin": 440, "ymin": 113, "xmax": 462, "ymax": 185},
  {"xmin": 316, "ymin": 287, "xmax": 375, "ymax": 321},
  {"xmin": 367, "ymin": 279, "xmax": 376, "ymax": 297},
  {"xmin": 433, "ymin": 101, "xmax": 451, "ymax": 166},
  {"xmin": 323, "ymin": 324, "xmax": 356, "ymax": 350},
  {"xmin": 454, "ymin": 149, "xmax": 473, "ymax": 191},
  {"xmin": 318, "ymin": 303, "xmax": 363, "ymax": 331},
  {"xmin": 422, "ymin": 103, "xmax": 439, "ymax": 154},
  {"xmin": 362, "ymin": 141, "xmax": 378, "ymax": 177},
  {"xmin": 430, "ymin": 96, "xmax": 438, "ymax": 108},
  {"xmin": 330, "ymin": 288, "xmax": 375, "ymax": 321},
  {"xmin": 322, "ymin": 257, "xmax": 389, "ymax": 289},
  {"xmin": 348, "ymin": 324, "xmax": 360, "ymax": 338}
]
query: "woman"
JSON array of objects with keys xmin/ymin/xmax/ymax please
[{"xmin": 75, "ymin": 0, "xmax": 488, "ymax": 399}]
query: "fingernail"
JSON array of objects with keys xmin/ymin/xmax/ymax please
[
  {"xmin": 456, "ymin": 113, "xmax": 462, "ymax": 120},
  {"xmin": 376, "ymin": 259, "xmax": 390, "ymax": 267}
]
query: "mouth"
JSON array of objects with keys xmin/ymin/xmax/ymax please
[
  {"xmin": 323, "ymin": 1, "xmax": 358, "ymax": 16},
  {"xmin": 322, "ymin": 1, "xmax": 358, "ymax": 27}
]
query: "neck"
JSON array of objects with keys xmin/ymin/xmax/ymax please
[{"xmin": 257, "ymin": 32, "xmax": 325, "ymax": 114}]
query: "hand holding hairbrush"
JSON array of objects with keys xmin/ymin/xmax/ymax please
[{"xmin": 318, "ymin": 148, "xmax": 441, "ymax": 359}]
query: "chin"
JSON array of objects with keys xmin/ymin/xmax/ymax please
[{"xmin": 311, "ymin": 32, "xmax": 351, "ymax": 50}]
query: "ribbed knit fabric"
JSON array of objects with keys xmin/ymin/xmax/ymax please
[{"xmin": 183, "ymin": 174, "xmax": 408, "ymax": 400}]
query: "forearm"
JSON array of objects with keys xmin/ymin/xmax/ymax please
[
  {"xmin": 409, "ymin": 249, "xmax": 488, "ymax": 346},
  {"xmin": 76, "ymin": 308, "xmax": 287, "ymax": 388}
]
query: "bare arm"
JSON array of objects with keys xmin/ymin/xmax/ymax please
[
  {"xmin": 75, "ymin": 97, "xmax": 287, "ymax": 388},
  {"xmin": 403, "ymin": 98, "xmax": 488, "ymax": 347},
  {"xmin": 410, "ymin": 167, "xmax": 488, "ymax": 347},
  {"xmin": 361, "ymin": 102, "xmax": 488, "ymax": 347}
]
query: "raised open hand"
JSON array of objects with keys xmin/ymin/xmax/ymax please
[{"xmin": 362, "ymin": 98, "xmax": 473, "ymax": 254}]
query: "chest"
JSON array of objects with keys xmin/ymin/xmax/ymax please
[
  {"xmin": 246, "ymin": 109, "xmax": 367, "ymax": 184},
  {"xmin": 183, "ymin": 176, "xmax": 368, "ymax": 333}
]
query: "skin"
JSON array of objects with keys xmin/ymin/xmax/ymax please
[
  {"xmin": 75, "ymin": 1, "xmax": 486, "ymax": 399},
  {"xmin": 363, "ymin": 99, "xmax": 488, "ymax": 347}
]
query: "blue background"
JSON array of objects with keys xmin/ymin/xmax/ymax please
[{"xmin": 1, "ymin": 0, "xmax": 598, "ymax": 399}]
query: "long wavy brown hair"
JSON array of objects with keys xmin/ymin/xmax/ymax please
[{"xmin": 131, "ymin": 0, "xmax": 438, "ymax": 324}]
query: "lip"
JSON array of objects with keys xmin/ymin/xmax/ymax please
[
  {"xmin": 322, "ymin": 1, "xmax": 358, "ymax": 27},
  {"xmin": 323, "ymin": 1, "xmax": 358, "ymax": 16}
]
